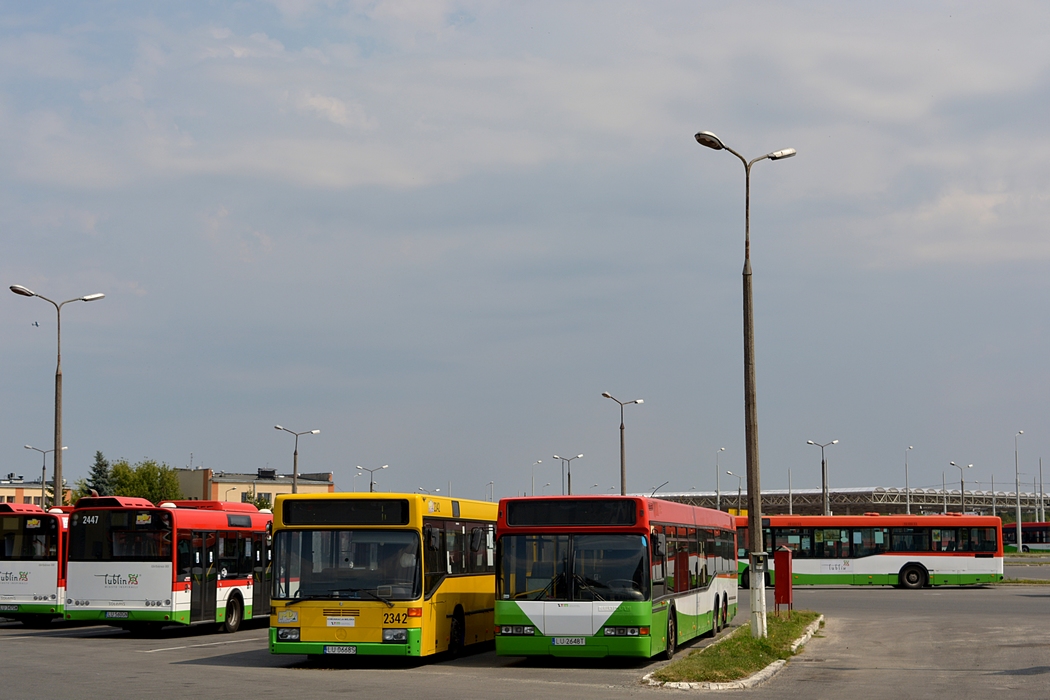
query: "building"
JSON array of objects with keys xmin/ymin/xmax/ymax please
[
  {"xmin": 0, "ymin": 472, "xmax": 73, "ymax": 507},
  {"xmin": 174, "ymin": 467, "xmax": 335, "ymax": 505}
]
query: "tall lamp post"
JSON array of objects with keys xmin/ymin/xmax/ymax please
[
  {"xmin": 601, "ymin": 393, "xmax": 642, "ymax": 495},
  {"xmin": 25, "ymin": 444, "xmax": 66, "ymax": 508},
  {"xmin": 553, "ymin": 454, "xmax": 583, "ymax": 495},
  {"xmin": 714, "ymin": 447, "xmax": 726, "ymax": 510},
  {"xmin": 726, "ymin": 470, "xmax": 745, "ymax": 513},
  {"xmin": 953, "ymin": 461, "xmax": 974, "ymax": 512},
  {"xmin": 274, "ymin": 425, "xmax": 320, "ymax": 494},
  {"xmin": 905, "ymin": 446, "xmax": 914, "ymax": 515},
  {"xmin": 1015, "ymin": 431, "xmax": 1023, "ymax": 550},
  {"xmin": 807, "ymin": 440, "xmax": 838, "ymax": 516},
  {"xmin": 11, "ymin": 285, "xmax": 105, "ymax": 506},
  {"xmin": 531, "ymin": 460, "xmax": 542, "ymax": 496},
  {"xmin": 695, "ymin": 131, "xmax": 794, "ymax": 639},
  {"xmin": 949, "ymin": 462, "xmax": 972, "ymax": 513},
  {"xmin": 357, "ymin": 464, "xmax": 388, "ymax": 492}
]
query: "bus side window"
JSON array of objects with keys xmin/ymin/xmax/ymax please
[
  {"xmin": 177, "ymin": 531, "xmax": 193, "ymax": 581},
  {"xmin": 650, "ymin": 526, "xmax": 666, "ymax": 600}
]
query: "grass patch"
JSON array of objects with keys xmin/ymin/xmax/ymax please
[{"xmin": 651, "ymin": 611, "xmax": 821, "ymax": 684}]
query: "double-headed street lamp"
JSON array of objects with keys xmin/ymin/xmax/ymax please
[
  {"xmin": 553, "ymin": 454, "xmax": 583, "ymax": 495},
  {"xmin": 601, "ymin": 393, "xmax": 642, "ymax": 495},
  {"xmin": 274, "ymin": 425, "xmax": 320, "ymax": 494},
  {"xmin": 949, "ymin": 462, "xmax": 972, "ymax": 513},
  {"xmin": 357, "ymin": 464, "xmax": 388, "ymax": 493},
  {"xmin": 11, "ymin": 285, "xmax": 105, "ymax": 506},
  {"xmin": 25, "ymin": 444, "xmax": 66, "ymax": 508},
  {"xmin": 695, "ymin": 131, "xmax": 794, "ymax": 640},
  {"xmin": 807, "ymin": 440, "xmax": 839, "ymax": 516}
]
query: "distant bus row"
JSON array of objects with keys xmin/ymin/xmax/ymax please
[{"xmin": 2, "ymin": 498, "xmax": 1012, "ymax": 661}]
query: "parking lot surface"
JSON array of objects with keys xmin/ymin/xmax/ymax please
[{"xmin": 3, "ymin": 585, "xmax": 1048, "ymax": 699}]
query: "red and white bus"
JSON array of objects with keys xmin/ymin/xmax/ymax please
[
  {"xmin": 66, "ymin": 497, "xmax": 272, "ymax": 632},
  {"xmin": 736, "ymin": 513, "xmax": 1003, "ymax": 589},
  {"xmin": 1002, "ymin": 522, "xmax": 1050, "ymax": 553},
  {"xmin": 0, "ymin": 503, "xmax": 68, "ymax": 625}
]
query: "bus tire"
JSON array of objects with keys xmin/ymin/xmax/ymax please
[
  {"xmin": 1022, "ymin": 545, "xmax": 1030, "ymax": 553},
  {"xmin": 223, "ymin": 595, "xmax": 243, "ymax": 634},
  {"xmin": 711, "ymin": 599, "xmax": 720, "ymax": 634},
  {"xmin": 899, "ymin": 564, "xmax": 926, "ymax": 590},
  {"xmin": 448, "ymin": 608, "xmax": 465, "ymax": 657},
  {"xmin": 740, "ymin": 569, "xmax": 750, "ymax": 589},
  {"xmin": 664, "ymin": 606, "xmax": 677, "ymax": 660},
  {"xmin": 721, "ymin": 594, "xmax": 729, "ymax": 629}
]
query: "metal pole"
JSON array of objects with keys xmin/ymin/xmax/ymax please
[
  {"xmin": 1040, "ymin": 458, "xmax": 1044, "ymax": 523},
  {"xmin": 1016, "ymin": 431, "xmax": 1023, "ymax": 550},
  {"xmin": 905, "ymin": 446, "xmax": 913, "ymax": 515},
  {"xmin": 715, "ymin": 447, "xmax": 725, "ymax": 511},
  {"xmin": 788, "ymin": 468, "xmax": 792, "ymax": 515},
  {"xmin": 821, "ymin": 449, "xmax": 829, "ymax": 516},
  {"xmin": 292, "ymin": 434, "xmax": 299, "ymax": 495},
  {"xmin": 992, "ymin": 474, "xmax": 996, "ymax": 517},
  {"xmin": 619, "ymin": 404, "xmax": 626, "ymax": 496},
  {"xmin": 943, "ymin": 472, "xmax": 947, "ymax": 514}
]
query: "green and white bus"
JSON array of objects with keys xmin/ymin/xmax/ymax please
[{"xmin": 495, "ymin": 496, "xmax": 737, "ymax": 659}]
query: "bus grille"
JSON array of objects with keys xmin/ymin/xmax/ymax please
[{"xmin": 323, "ymin": 609, "xmax": 360, "ymax": 617}]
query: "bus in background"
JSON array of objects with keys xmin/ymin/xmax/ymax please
[
  {"xmin": 0, "ymin": 503, "xmax": 68, "ymax": 626},
  {"xmin": 736, "ymin": 513, "xmax": 1003, "ymax": 589},
  {"xmin": 270, "ymin": 493, "xmax": 497, "ymax": 659},
  {"xmin": 495, "ymin": 496, "xmax": 737, "ymax": 660},
  {"xmin": 66, "ymin": 497, "xmax": 272, "ymax": 632},
  {"xmin": 1003, "ymin": 522, "xmax": 1050, "ymax": 553}
]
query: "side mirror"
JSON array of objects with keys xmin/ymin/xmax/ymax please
[
  {"xmin": 653, "ymin": 534, "xmax": 666, "ymax": 558},
  {"xmin": 469, "ymin": 527, "xmax": 485, "ymax": 552}
]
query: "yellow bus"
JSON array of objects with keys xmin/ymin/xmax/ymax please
[{"xmin": 269, "ymin": 493, "xmax": 497, "ymax": 659}]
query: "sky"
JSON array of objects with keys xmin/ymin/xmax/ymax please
[{"xmin": 3, "ymin": 1, "xmax": 1050, "ymax": 502}]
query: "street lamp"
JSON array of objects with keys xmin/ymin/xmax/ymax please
[
  {"xmin": 695, "ymin": 130, "xmax": 794, "ymax": 640},
  {"xmin": 949, "ymin": 462, "xmax": 972, "ymax": 513},
  {"xmin": 714, "ymin": 447, "xmax": 726, "ymax": 510},
  {"xmin": 225, "ymin": 486, "xmax": 237, "ymax": 502},
  {"xmin": 353, "ymin": 472, "xmax": 362, "ymax": 492},
  {"xmin": 357, "ymin": 464, "xmax": 388, "ymax": 493},
  {"xmin": 274, "ymin": 425, "xmax": 320, "ymax": 494},
  {"xmin": 487, "ymin": 481, "xmax": 494, "ymax": 501},
  {"xmin": 726, "ymin": 471, "xmax": 745, "ymax": 513},
  {"xmin": 905, "ymin": 446, "xmax": 914, "ymax": 515},
  {"xmin": 553, "ymin": 454, "xmax": 583, "ymax": 495},
  {"xmin": 541, "ymin": 482, "xmax": 551, "ymax": 494},
  {"xmin": 1015, "ymin": 431, "xmax": 1023, "ymax": 550},
  {"xmin": 807, "ymin": 440, "xmax": 839, "ymax": 516},
  {"xmin": 25, "ymin": 444, "xmax": 66, "ymax": 508},
  {"xmin": 531, "ymin": 460, "xmax": 542, "ymax": 496},
  {"xmin": 601, "ymin": 393, "xmax": 643, "ymax": 495},
  {"xmin": 11, "ymin": 284, "xmax": 105, "ymax": 506}
]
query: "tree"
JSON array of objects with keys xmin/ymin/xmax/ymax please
[
  {"xmin": 87, "ymin": 451, "xmax": 112, "ymax": 496},
  {"xmin": 111, "ymin": 459, "xmax": 183, "ymax": 503}
]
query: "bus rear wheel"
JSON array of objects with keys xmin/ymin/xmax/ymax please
[
  {"xmin": 899, "ymin": 565, "xmax": 926, "ymax": 590},
  {"xmin": 223, "ymin": 596, "xmax": 243, "ymax": 633},
  {"xmin": 664, "ymin": 607, "xmax": 677, "ymax": 660},
  {"xmin": 740, "ymin": 569, "xmax": 750, "ymax": 589}
]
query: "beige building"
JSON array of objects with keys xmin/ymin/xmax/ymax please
[
  {"xmin": 0, "ymin": 472, "xmax": 72, "ymax": 507},
  {"xmin": 174, "ymin": 467, "xmax": 335, "ymax": 505}
]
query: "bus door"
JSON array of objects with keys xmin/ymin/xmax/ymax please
[
  {"xmin": 251, "ymin": 532, "xmax": 271, "ymax": 616},
  {"xmin": 189, "ymin": 531, "xmax": 218, "ymax": 623}
]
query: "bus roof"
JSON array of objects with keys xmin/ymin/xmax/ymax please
[
  {"xmin": 73, "ymin": 496, "xmax": 154, "ymax": 509},
  {"xmin": 497, "ymin": 495, "xmax": 735, "ymax": 531},
  {"xmin": 736, "ymin": 513, "xmax": 1002, "ymax": 528},
  {"xmin": 0, "ymin": 502, "xmax": 47, "ymax": 514},
  {"xmin": 273, "ymin": 492, "xmax": 497, "ymax": 527}
]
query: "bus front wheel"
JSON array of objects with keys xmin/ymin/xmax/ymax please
[
  {"xmin": 899, "ymin": 565, "xmax": 926, "ymax": 590},
  {"xmin": 223, "ymin": 596, "xmax": 243, "ymax": 633},
  {"xmin": 448, "ymin": 609, "xmax": 465, "ymax": 656},
  {"xmin": 740, "ymin": 569, "xmax": 750, "ymax": 589},
  {"xmin": 664, "ymin": 607, "xmax": 677, "ymax": 660}
]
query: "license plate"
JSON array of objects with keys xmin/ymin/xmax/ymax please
[
  {"xmin": 0, "ymin": 604, "xmax": 18, "ymax": 612},
  {"xmin": 551, "ymin": 637, "xmax": 586, "ymax": 646},
  {"xmin": 105, "ymin": 611, "xmax": 130, "ymax": 619},
  {"xmin": 324, "ymin": 645, "xmax": 357, "ymax": 655}
]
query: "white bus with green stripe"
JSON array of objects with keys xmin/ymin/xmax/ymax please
[
  {"xmin": 736, "ymin": 513, "xmax": 1003, "ymax": 589},
  {"xmin": 495, "ymin": 496, "xmax": 737, "ymax": 659}
]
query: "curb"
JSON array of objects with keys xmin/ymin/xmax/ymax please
[{"xmin": 642, "ymin": 614, "xmax": 824, "ymax": 691}]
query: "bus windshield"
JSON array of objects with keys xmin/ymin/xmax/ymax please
[
  {"xmin": 273, "ymin": 529, "xmax": 421, "ymax": 602},
  {"xmin": 68, "ymin": 509, "xmax": 172, "ymax": 562},
  {"xmin": 1, "ymin": 515, "xmax": 59, "ymax": 561},
  {"xmin": 498, "ymin": 534, "xmax": 648, "ymax": 602}
]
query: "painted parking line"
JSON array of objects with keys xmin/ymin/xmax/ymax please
[{"xmin": 138, "ymin": 636, "xmax": 267, "ymax": 653}]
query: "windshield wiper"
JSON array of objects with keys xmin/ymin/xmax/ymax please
[
  {"xmin": 328, "ymin": 587, "xmax": 394, "ymax": 607},
  {"xmin": 572, "ymin": 574, "xmax": 606, "ymax": 601}
]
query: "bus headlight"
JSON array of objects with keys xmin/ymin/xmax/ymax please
[
  {"xmin": 498, "ymin": 625, "xmax": 535, "ymax": 636},
  {"xmin": 382, "ymin": 628, "xmax": 408, "ymax": 643},
  {"xmin": 276, "ymin": 627, "xmax": 300, "ymax": 641}
]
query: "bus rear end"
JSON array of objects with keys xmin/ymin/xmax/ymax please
[
  {"xmin": 65, "ymin": 497, "xmax": 176, "ymax": 626},
  {"xmin": 0, "ymin": 504, "xmax": 65, "ymax": 625}
]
